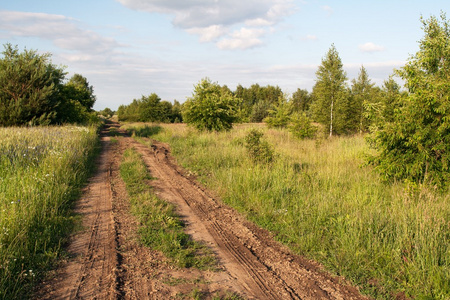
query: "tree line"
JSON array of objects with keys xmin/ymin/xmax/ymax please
[{"xmin": 0, "ymin": 44, "xmax": 97, "ymax": 126}]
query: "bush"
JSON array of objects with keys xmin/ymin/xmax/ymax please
[
  {"xmin": 182, "ymin": 78, "xmax": 239, "ymax": 132},
  {"xmin": 244, "ymin": 129, "xmax": 274, "ymax": 164},
  {"xmin": 289, "ymin": 112, "xmax": 317, "ymax": 139}
]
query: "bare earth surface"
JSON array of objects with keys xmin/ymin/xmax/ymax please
[{"xmin": 35, "ymin": 122, "xmax": 368, "ymax": 300}]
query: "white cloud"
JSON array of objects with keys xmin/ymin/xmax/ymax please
[
  {"xmin": 186, "ymin": 25, "xmax": 227, "ymax": 42},
  {"xmin": 0, "ymin": 10, "xmax": 121, "ymax": 54},
  {"xmin": 359, "ymin": 42, "xmax": 385, "ymax": 53},
  {"xmin": 216, "ymin": 27, "xmax": 265, "ymax": 50},
  {"xmin": 117, "ymin": 0, "xmax": 295, "ymax": 49}
]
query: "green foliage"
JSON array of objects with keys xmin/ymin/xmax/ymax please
[
  {"xmin": 369, "ymin": 13, "xmax": 450, "ymax": 189},
  {"xmin": 183, "ymin": 78, "xmax": 239, "ymax": 131},
  {"xmin": 98, "ymin": 107, "xmax": 114, "ymax": 118},
  {"xmin": 291, "ymin": 88, "xmax": 312, "ymax": 112},
  {"xmin": 0, "ymin": 44, "xmax": 97, "ymax": 126},
  {"xmin": 350, "ymin": 66, "xmax": 377, "ymax": 133},
  {"xmin": 234, "ymin": 83, "xmax": 283, "ymax": 122},
  {"xmin": 311, "ymin": 44, "xmax": 349, "ymax": 136},
  {"xmin": 0, "ymin": 44, "xmax": 65, "ymax": 126},
  {"xmin": 264, "ymin": 95, "xmax": 291, "ymax": 128},
  {"xmin": 244, "ymin": 129, "xmax": 274, "ymax": 164},
  {"xmin": 289, "ymin": 112, "xmax": 317, "ymax": 139},
  {"xmin": 62, "ymin": 74, "xmax": 96, "ymax": 111},
  {"xmin": 118, "ymin": 94, "xmax": 181, "ymax": 123}
]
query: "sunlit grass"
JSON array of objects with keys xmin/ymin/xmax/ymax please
[
  {"xmin": 0, "ymin": 126, "xmax": 99, "ymax": 299},
  {"xmin": 127, "ymin": 122, "xmax": 450, "ymax": 300}
]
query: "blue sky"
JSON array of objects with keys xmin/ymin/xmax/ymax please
[{"xmin": 1, "ymin": 0, "xmax": 449, "ymax": 110}]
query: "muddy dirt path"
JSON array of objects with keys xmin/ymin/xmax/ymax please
[{"xmin": 35, "ymin": 122, "xmax": 368, "ymax": 299}]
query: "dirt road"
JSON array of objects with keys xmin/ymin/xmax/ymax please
[{"xmin": 35, "ymin": 123, "xmax": 368, "ymax": 299}]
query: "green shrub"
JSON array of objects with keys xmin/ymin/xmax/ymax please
[
  {"xmin": 289, "ymin": 112, "xmax": 317, "ymax": 139},
  {"xmin": 244, "ymin": 129, "xmax": 274, "ymax": 164}
]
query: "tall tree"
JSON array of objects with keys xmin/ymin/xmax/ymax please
[
  {"xmin": 369, "ymin": 13, "xmax": 450, "ymax": 188},
  {"xmin": 311, "ymin": 44, "xmax": 348, "ymax": 136},
  {"xmin": 62, "ymin": 74, "xmax": 96, "ymax": 111},
  {"xmin": 0, "ymin": 44, "xmax": 65, "ymax": 126},
  {"xmin": 57, "ymin": 73, "xmax": 97, "ymax": 123}
]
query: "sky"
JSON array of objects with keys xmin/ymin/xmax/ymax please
[{"xmin": 0, "ymin": 1, "xmax": 449, "ymax": 110}]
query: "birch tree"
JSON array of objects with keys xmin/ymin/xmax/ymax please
[{"xmin": 311, "ymin": 44, "xmax": 348, "ymax": 136}]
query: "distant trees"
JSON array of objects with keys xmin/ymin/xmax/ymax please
[
  {"xmin": 182, "ymin": 78, "xmax": 239, "ymax": 131},
  {"xmin": 117, "ymin": 94, "xmax": 182, "ymax": 123},
  {"xmin": 0, "ymin": 43, "xmax": 97, "ymax": 126},
  {"xmin": 368, "ymin": 13, "xmax": 450, "ymax": 189}
]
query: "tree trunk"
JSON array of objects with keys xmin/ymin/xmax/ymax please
[{"xmin": 329, "ymin": 98, "xmax": 334, "ymax": 137}]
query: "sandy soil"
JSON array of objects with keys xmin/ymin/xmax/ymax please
[{"xmin": 35, "ymin": 122, "xmax": 368, "ymax": 300}]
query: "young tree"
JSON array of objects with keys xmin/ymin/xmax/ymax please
[
  {"xmin": 351, "ymin": 66, "xmax": 375, "ymax": 133},
  {"xmin": 182, "ymin": 78, "xmax": 239, "ymax": 131},
  {"xmin": 264, "ymin": 95, "xmax": 291, "ymax": 128},
  {"xmin": 369, "ymin": 13, "xmax": 450, "ymax": 188},
  {"xmin": 0, "ymin": 44, "xmax": 65, "ymax": 126},
  {"xmin": 311, "ymin": 44, "xmax": 348, "ymax": 136}
]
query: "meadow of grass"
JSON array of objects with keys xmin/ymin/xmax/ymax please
[
  {"xmin": 123, "ymin": 122, "xmax": 450, "ymax": 300},
  {"xmin": 0, "ymin": 126, "xmax": 99, "ymax": 299},
  {"xmin": 120, "ymin": 147, "xmax": 216, "ymax": 269}
]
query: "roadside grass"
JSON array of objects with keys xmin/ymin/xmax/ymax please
[
  {"xmin": 127, "ymin": 122, "xmax": 449, "ymax": 300},
  {"xmin": 119, "ymin": 147, "xmax": 216, "ymax": 269},
  {"xmin": 0, "ymin": 126, "xmax": 99, "ymax": 299}
]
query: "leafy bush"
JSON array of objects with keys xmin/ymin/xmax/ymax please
[
  {"xmin": 289, "ymin": 112, "xmax": 317, "ymax": 139},
  {"xmin": 244, "ymin": 129, "xmax": 274, "ymax": 164},
  {"xmin": 182, "ymin": 78, "xmax": 239, "ymax": 132}
]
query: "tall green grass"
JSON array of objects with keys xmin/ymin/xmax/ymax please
[
  {"xmin": 131, "ymin": 123, "xmax": 449, "ymax": 300},
  {"xmin": 0, "ymin": 126, "xmax": 99, "ymax": 299}
]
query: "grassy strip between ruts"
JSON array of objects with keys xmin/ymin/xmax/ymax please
[
  {"xmin": 0, "ymin": 125, "xmax": 100, "ymax": 299},
  {"xmin": 119, "ymin": 146, "xmax": 216, "ymax": 270}
]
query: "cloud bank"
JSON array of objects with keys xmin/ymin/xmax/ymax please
[{"xmin": 116, "ymin": 0, "xmax": 295, "ymax": 49}]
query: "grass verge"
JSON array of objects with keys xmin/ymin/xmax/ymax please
[
  {"xmin": 119, "ymin": 147, "xmax": 216, "ymax": 269},
  {"xmin": 0, "ymin": 125, "xmax": 99, "ymax": 299}
]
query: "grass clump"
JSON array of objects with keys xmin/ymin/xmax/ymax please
[
  {"xmin": 120, "ymin": 147, "xmax": 216, "ymax": 269},
  {"xmin": 0, "ymin": 125, "xmax": 99, "ymax": 299}
]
